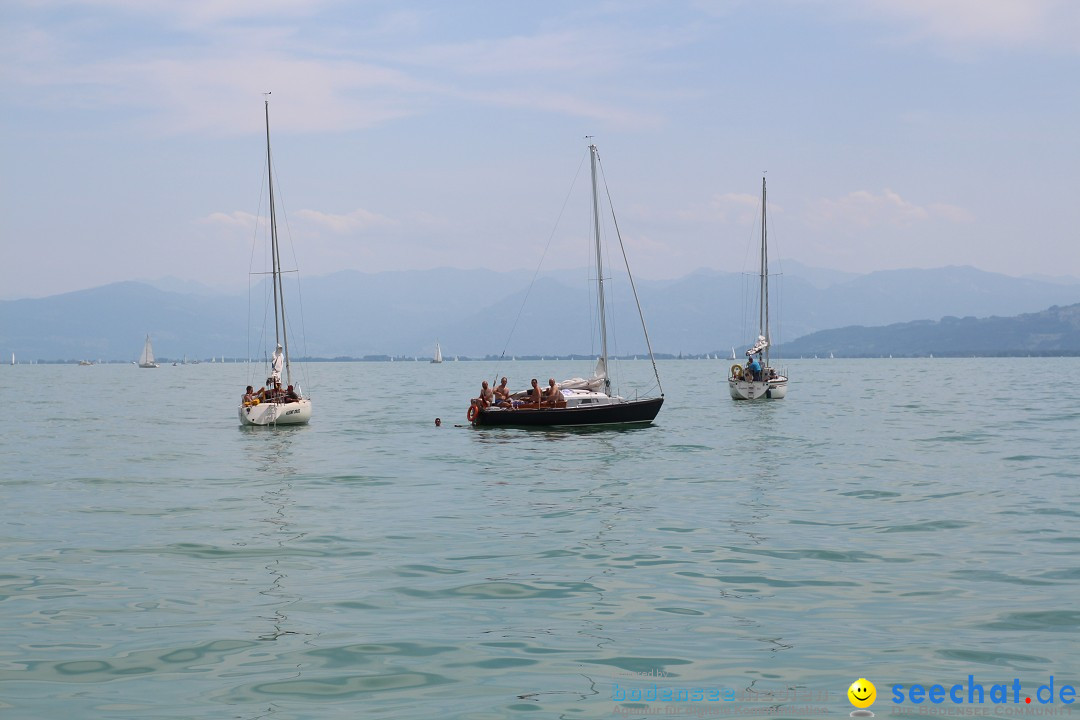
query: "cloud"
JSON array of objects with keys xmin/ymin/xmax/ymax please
[
  {"xmin": 674, "ymin": 192, "xmax": 763, "ymax": 226},
  {"xmin": 810, "ymin": 0, "xmax": 1080, "ymax": 53},
  {"xmin": 808, "ymin": 189, "xmax": 971, "ymax": 228},
  {"xmin": 392, "ymin": 28, "xmax": 665, "ymax": 78},
  {"xmin": 296, "ymin": 208, "xmax": 397, "ymax": 234},
  {"xmin": 16, "ymin": 0, "xmax": 334, "ymax": 28},
  {"xmin": 710, "ymin": 192, "xmax": 760, "ymax": 221},
  {"xmin": 201, "ymin": 210, "xmax": 258, "ymax": 229},
  {"xmin": 2, "ymin": 2, "xmax": 694, "ymax": 136}
]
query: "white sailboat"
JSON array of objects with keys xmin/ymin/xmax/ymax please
[
  {"xmin": 239, "ymin": 99, "xmax": 312, "ymax": 427},
  {"xmin": 728, "ymin": 178, "xmax": 788, "ymax": 400},
  {"xmin": 469, "ymin": 143, "xmax": 664, "ymax": 427},
  {"xmin": 431, "ymin": 341, "xmax": 443, "ymax": 364},
  {"xmin": 138, "ymin": 335, "xmax": 159, "ymax": 368}
]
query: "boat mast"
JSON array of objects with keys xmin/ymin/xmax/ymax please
[
  {"xmin": 760, "ymin": 177, "xmax": 770, "ymax": 368},
  {"xmin": 264, "ymin": 98, "xmax": 292, "ymax": 385},
  {"xmin": 589, "ymin": 143, "xmax": 610, "ymax": 395}
]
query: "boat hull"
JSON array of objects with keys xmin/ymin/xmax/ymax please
[
  {"xmin": 239, "ymin": 399, "xmax": 312, "ymax": 426},
  {"xmin": 728, "ymin": 378, "xmax": 787, "ymax": 400},
  {"xmin": 473, "ymin": 397, "xmax": 663, "ymax": 427}
]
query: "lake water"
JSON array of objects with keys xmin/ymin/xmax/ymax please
[{"xmin": 2, "ymin": 358, "xmax": 1078, "ymax": 719}]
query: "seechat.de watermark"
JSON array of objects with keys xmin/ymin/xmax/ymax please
[
  {"xmin": 845, "ymin": 676, "xmax": 1077, "ymax": 718},
  {"xmin": 891, "ymin": 677, "xmax": 1076, "ymax": 707}
]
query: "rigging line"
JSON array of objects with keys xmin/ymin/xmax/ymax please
[
  {"xmin": 768, "ymin": 209, "xmax": 784, "ymax": 359},
  {"xmin": 595, "ymin": 150, "xmax": 664, "ymax": 396},
  {"xmin": 279, "ymin": 198, "xmax": 310, "ymax": 386},
  {"xmin": 492, "ymin": 149, "xmax": 589, "ymax": 381},
  {"xmin": 597, "ymin": 170, "xmax": 621, "ymax": 392},
  {"xmin": 268, "ymin": 149, "xmax": 294, "ymax": 382},
  {"xmin": 263, "ymin": 133, "xmax": 310, "ymax": 390}
]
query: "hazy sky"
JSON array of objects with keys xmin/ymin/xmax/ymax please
[{"xmin": 3, "ymin": 0, "xmax": 1080, "ymax": 299}]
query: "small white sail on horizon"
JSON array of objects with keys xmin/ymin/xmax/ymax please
[{"xmin": 431, "ymin": 341, "xmax": 443, "ymax": 364}]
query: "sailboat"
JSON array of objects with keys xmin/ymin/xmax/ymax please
[
  {"xmin": 431, "ymin": 341, "xmax": 443, "ymax": 364},
  {"xmin": 728, "ymin": 178, "xmax": 788, "ymax": 400},
  {"xmin": 239, "ymin": 99, "xmax": 312, "ymax": 427},
  {"xmin": 469, "ymin": 143, "xmax": 664, "ymax": 427},
  {"xmin": 138, "ymin": 335, "xmax": 159, "ymax": 368}
]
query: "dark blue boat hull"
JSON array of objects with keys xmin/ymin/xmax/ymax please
[{"xmin": 472, "ymin": 397, "xmax": 663, "ymax": 428}]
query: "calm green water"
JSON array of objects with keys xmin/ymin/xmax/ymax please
[{"xmin": 2, "ymin": 359, "xmax": 1078, "ymax": 719}]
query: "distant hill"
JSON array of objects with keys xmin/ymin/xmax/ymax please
[
  {"xmin": 2, "ymin": 266, "xmax": 1078, "ymax": 361},
  {"xmin": 784, "ymin": 303, "xmax": 1080, "ymax": 357}
]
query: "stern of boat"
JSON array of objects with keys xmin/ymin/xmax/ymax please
[
  {"xmin": 728, "ymin": 379, "xmax": 785, "ymax": 400},
  {"xmin": 239, "ymin": 399, "xmax": 312, "ymax": 426}
]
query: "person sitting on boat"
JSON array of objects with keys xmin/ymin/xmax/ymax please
[
  {"xmin": 266, "ymin": 380, "xmax": 284, "ymax": 401},
  {"xmin": 524, "ymin": 378, "xmax": 543, "ymax": 408},
  {"xmin": 494, "ymin": 377, "xmax": 511, "ymax": 405},
  {"xmin": 747, "ymin": 357, "xmax": 762, "ymax": 381},
  {"xmin": 285, "ymin": 385, "xmax": 300, "ymax": 402},
  {"xmin": 242, "ymin": 385, "xmax": 258, "ymax": 406},
  {"xmin": 477, "ymin": 380, "xmax": 494, "ymax": 408},
  {"xmin": 544, "ymin": 378, "xmax": 565, "ymax": 408}
]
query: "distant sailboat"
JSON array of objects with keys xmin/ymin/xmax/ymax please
[
  {"xmin": 138, "ymin": 335, "xmax": 159, "ymax": 368},
  {"xmin": 431, "ymin": 341, "xmax": 443, "ymax": 364},
  {"xmin": 728, "ymin": 177, "xmax": 787, "ymax": 400},
  {"xmin": 730, "ymin": 347, "xmax": 736, "ymax": 360}
]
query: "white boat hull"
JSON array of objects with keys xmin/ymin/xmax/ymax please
[
  {"xmin": 238, "ymin": 399, "xmax": 312, "ymax": 426},
  {"xmin": 728, "ymin": 378, "xmax": 787, "ymax": 400}
]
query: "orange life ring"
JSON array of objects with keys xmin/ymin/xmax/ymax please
[{"xmin": 467, "ymin": 405, "xmax": 479, "ymax": 422}]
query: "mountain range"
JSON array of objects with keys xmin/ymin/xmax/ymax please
[
  {"xmin": 2, "ymin": 264, "xmax": 1079, "ymax": 362},
  {"xmin": 785, "ymin": 303, "xmax": 1080, "ymax": 357}
]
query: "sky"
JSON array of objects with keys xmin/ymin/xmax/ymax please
[{"xmin": 3, "ymin": 0, "xmax": 1080, "ymax": 299}]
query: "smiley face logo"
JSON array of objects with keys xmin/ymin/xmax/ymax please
[{"xmin": 848, "ymin": 678, "xmax": 876, "ymax": 709}]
